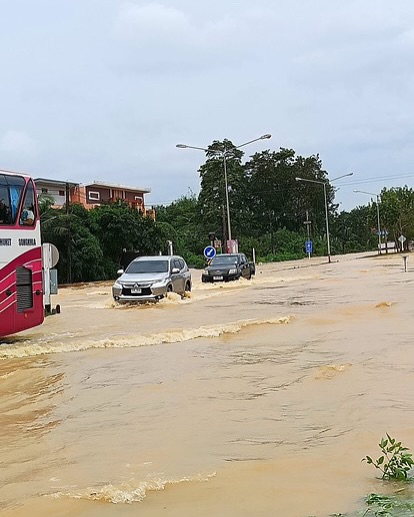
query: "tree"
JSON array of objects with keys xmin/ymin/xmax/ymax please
[
  {"xmin": 155, "ymin": 195, "xmax": 206, "ymax": 259},
  {"xmin": 89, "ymin": 202, "xmax": 164, "ymax": 274},
  {"xmin": 41, "ymin": 205, "xmax": 104, "ymax": 283},
  {"xmin": 379, "ymin": 186, "xmax": 414, "ymax": 250},
  {"xmin": 198, "ymin": 139, "xmax": 245, "ymax": 242},
  {"xmin": 331, "ymin": 206, "xmax": 373, "ymax": 254}
]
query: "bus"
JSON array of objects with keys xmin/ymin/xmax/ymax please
[{"xmin": 0, "ymin": 170, "xmax": 44, "ymax": 337}]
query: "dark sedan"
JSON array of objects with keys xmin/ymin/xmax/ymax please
[{"xmin": 201, "ymin": 253, "xmax": 255, "ymax": 283}]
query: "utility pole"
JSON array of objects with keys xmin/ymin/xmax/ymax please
[
  {"xmin": 66, "ymin": 182, "xmax": 72, "ymax": 284},
  {"xmin": 222, "ymin": 205, "xmax": 227, "ymax": 246},
  {"xmin": 296, "ymin": 173, "xmax": 353, "ymax": 263}
]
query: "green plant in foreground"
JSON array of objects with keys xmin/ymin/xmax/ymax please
[
  {"xmin": 363, "ymin": 493, "xmax": 394, "ymax": 516},
  {"xmin": 363, "ymin": 434, "xmax": 414, "ymax": 480},
  {"xmin": 363, "ymin": 492, "xmax": 414, "ymax": 516}
]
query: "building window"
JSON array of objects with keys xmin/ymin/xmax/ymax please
[
  {"xmin": 59, "ymin": 190, "xmax": 65, "ymax": 196},
  {"xmin": 134, "ymin": 196, "xmax": 142, "ymax": 202},
  {"xmin": 89, "ymin": 191, "xmax": 100, "ymax": 201},
  {"xmin": 41, "ymin": 188, "xmax": 48, "ymax": 193}
]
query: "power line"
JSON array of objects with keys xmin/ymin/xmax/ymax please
[{"xmin": 341, "ymin": 176, "xmax": 414, "ymax": 187}]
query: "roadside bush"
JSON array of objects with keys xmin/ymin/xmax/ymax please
[
  {"xmin": 183, "ymin": 252, "xmax": 206, "ymax": 269},
  {"xmin": 257, "ymin": 252, "xmax": 303, "ymax": 263}
]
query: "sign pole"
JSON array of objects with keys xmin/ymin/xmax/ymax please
[{"xmin": 304, "ymin": 211, "xmax": 312, "ymax": 260}]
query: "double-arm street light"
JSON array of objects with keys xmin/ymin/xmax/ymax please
[
  {"xmin": 295, "ymin": 173, "xmax": 353, "ymax": 263},
  {"xmin": 177, "ymin": 134, "xmax": 271, "ymax": 245},
  {"xmin": 354, "ymin": 189, "xmax": 382, "ymax": 254}
]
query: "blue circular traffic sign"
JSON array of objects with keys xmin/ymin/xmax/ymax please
[{"xmin": 203, "ymin": 246, "xmax": 216, "ymax": 259}]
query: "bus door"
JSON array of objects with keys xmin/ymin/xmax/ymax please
[{"xmin": 14, "ymin": 180, "xmax": 44, "ymax": 333}]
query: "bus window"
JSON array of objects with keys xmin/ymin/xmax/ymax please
[
  {"xmin": 0, "ymin": 174, "xmax": 25, "ymax": 224},
  {"xmin": 20, "ymin": 182, "xmax": 36, "ymax": 226},
  {"xmin": 0, "ymin": 188, "xmax": 12, "ymax": 225}
]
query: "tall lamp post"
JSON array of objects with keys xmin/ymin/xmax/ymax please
[
  {"xmin": 354, "ymin": 189, "xmax": 382, "ymax": 255},
  {"xmin": 176, "ymin": 133, "xmax": 272, "ymax": 246},
  {"xmin": 295, "ymin": 173, "xmax": 353, "ymax": 263},
  {"xmin": 177, "ymin": 134, "xmax": 271, "ymax": 247}
]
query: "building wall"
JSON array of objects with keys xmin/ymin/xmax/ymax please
[
  {"xmin": 35, "ymin": 180, "xmax": 154, "ymax": 218},
  {"xmin": 35, "ymin": 183, "xmax": 68, "ymax": 208},
  {"xmin": 80, "ymin": 185, "xmax": 152, "ymax": 216},
  {"xmin": 85, "ymin": 185, "xmax": 111, "ymax": 204}
]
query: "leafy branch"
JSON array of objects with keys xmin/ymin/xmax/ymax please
[{"xmin": 363, "ymin": 434, "xmax": 414, "ymax": 480}]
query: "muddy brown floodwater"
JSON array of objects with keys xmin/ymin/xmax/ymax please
[{"xmin": 1, "ymin": 251, "xmax": 414, "ymax": 517}]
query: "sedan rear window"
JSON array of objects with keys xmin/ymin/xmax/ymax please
[{"xmin": 127, "ymin": 260, "xmax": 169, "ymax": 273}]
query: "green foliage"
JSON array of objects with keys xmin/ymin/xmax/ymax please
[
  {"xmin": 40, "ymin": 202, "xmax": 166, "ymax": 283},
  {"xmin": 364, "ymin": 493, "xmax": 394, "ymax": 516},
  {"xmin": 306, "ymin": 492, "xmax": 414, "ymax": 517},
  {"xmin": 363, "ymin": 493, "xmax": 414, "ymax": 516},
  {"xmin": 258, "ymin": 251, "xmax": 302, "ymax": 263},
  {"xmin": 89, "ymin": 201, "xmax": 161, "ymax": 265},
  {"xmin": 236, "ymin": 235, "xmax": 265, "ymax": 259},
  {"xmin": 183, "ymin": 252, "xmax": 206, "ymax": 269},
  {"xmin": 38, "ymin": 193, "xmax": 55, "ymax": 215},
  {"xmin": 38, "ymin": 144, "xmax": 414, "ymax": 283},
  {"xmin": 378, "ymin": 187, "xmax": 414, "ymax": 249},
  {"xmin": 331, "ymin": 206, "xmax": 376, "ymax": 254},
  {"xmin": 363, "ymin": 434, "xmax": 414, "ymax": 480},
  {"xmin": 155, "ymin": 195, "xmax": 206, "ymax": 257},
  {"xmin": 198, "ymin": 140, "xmax": 244, "ymax": 241},
  {"xmin": 70, "ymin": 229, "xmax": 104, "ymax": 282}
]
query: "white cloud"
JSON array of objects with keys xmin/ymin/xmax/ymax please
[
  {"xmin": 112, "ymin": 1, "xmax": 272, "ymax": 71},
  {"xmin": 114, "ymin": 2, "xmax": 192, "ymax": 42},
  {"xmin": 2, "ymin": 0, "xmax": 414, "ymax": 211},
  {"xmin": 0, "ymin": 130, "xmax": 37, "ymax": 155}
]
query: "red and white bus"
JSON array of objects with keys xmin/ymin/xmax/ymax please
[{"xmin": 0, "ymin": 170, "xmax": 44, "ymax": 337}]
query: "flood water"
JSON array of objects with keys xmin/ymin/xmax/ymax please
[{"xmin": 1, "ymin": 252, "xmax": 414, "ymax": 517}]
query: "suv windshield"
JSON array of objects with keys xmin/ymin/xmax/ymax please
[
  {"xmin": 127, "ymin": 260, "xmax": 169, "ymax": 274},
  {"xmin": 211, "ymin": 255, "xmax": 237, "ymax": 265}
]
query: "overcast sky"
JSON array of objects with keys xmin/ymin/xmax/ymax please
[{"xmin": 1, "ymin": 0, "xmax": 414, "ymax": 211}]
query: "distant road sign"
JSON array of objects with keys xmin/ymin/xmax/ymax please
[
  {"xmin": 203, "ymin": 246, "xmax": 216, "ymax": 259},
  {"xmin": 226, "ymin": 239, "xmax": 238, "ymax": 254},
  {"xmin": 305, "ymin": 240, "xmax": 313, "ymax": 254}
]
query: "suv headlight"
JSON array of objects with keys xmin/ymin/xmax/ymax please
[
  {"xmin": 229, "ymin": 268, "xmax": 237, "ymax": 274},
  {"xmin": 113, "ymin": 280, "xmax": 123, "ymax": 289},
  {"xmin": 203, "ymin": 269, "xmax": 209, "ymax": 275},
  {"xmin": 152, "ymin": 277, "xmax": 169, "ymax": 288}
]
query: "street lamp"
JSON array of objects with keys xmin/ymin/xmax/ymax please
[
  {"xmin": 295, "ymin": 173, "xmax": 353, "ymax": 263},
  {"xmin": 354, "ymin": 189, "xmax": 382, "ymax": 255},
  {"xmin": 177, "ymin": 134, "xmax": 271, "ymax": 247}
]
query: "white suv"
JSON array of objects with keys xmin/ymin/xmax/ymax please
[{"xmin": 112, "ymin": 255, "xmax": 192, "ymax": 303}]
